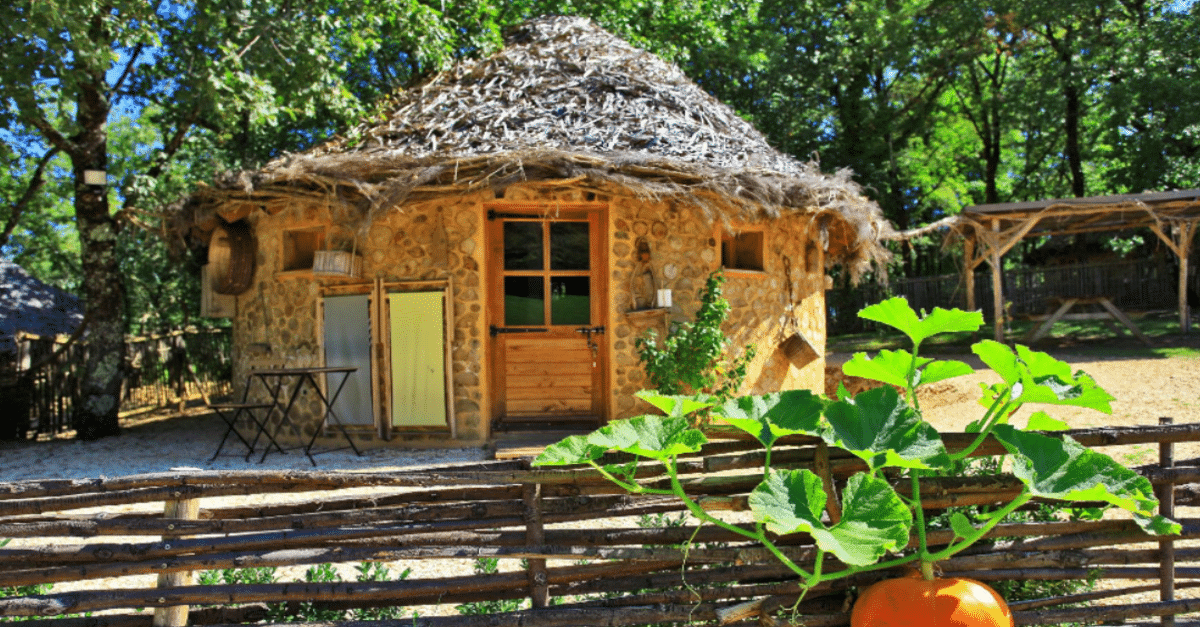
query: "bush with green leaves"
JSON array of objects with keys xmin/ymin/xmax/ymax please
[
  {"xmin": 536, "ymin": 297, "xmax": 1178, "ymax": 596},
  {"xmin": 635, "ymin": 270, "xmax": 754, "ymax": 404},
  {"xmin": 196, "ymin": 561, "xmax": 411, "ymax": 622},
  {"xmin": 455, "ymin": 558, "xmax": 526, "ymax": 615}
]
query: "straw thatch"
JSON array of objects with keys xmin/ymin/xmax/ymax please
[{"xmin": 174, "ymin": 16, "xmax": 892, "ymax": 277}]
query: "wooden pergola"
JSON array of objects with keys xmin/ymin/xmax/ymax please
[{"xmin": 955, "ymin": 189, "xmax": 1200, "ymax": 341}]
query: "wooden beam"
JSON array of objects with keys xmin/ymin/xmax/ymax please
[
  {"xmin": 153, "ymin": 496, "xmax": 199, "ymax": 627},
  {"xmin": 1179, "ymin": 222, "xmax": 1196, "ymax": 334},
  {"xmin": 964, "ymin": 237, "xmax": 976, "ymax": 312},
  {"xmin": 991, "ymin": 220, "xmax": 1005, "ymax": 342},
  {"xmin": 1024, "ymin": 298, "xmax": 1077, "ymax": 344},
  {"xmin": 1097, "ymin": 297, "xmax": 1154, "ymax": 346}
]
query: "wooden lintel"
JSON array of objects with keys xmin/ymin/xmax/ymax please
[{"xmin": 217, "ymin": 201, "xmax": 258, "ymax": 224}]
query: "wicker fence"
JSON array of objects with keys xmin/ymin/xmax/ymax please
[
  {"xmin": 1, "ymin": 422, "xmax": 1198, "ymax": 626},
  {"xmin": 1, "ymin": 328, "xmax": 232, "ymax": 440},
  {"xmin": 828, "ymin": 258, "xmax": 1187, "ymax": 334}
]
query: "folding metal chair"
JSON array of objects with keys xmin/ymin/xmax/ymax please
[{"xmin": 208, "ymin": 400, "xmax": 282, "ymax": 462}]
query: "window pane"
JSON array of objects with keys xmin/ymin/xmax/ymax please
[
  {"xmin": 504, "ymin": 276, "xmax": 545, "ymax": 325},
  {"xmin": 504, "ymin": 222, "xmax": 543, "ymax": 270},
  {"xmin": 551, "ymin": 277, "xmax": 590, "ymax": 325},
  {"xmin": 550, "ymin": 222, "xmax": 589, "ymax": 270}
]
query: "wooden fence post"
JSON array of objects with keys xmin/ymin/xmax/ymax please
[
  {"xmin": 1159, "ymin": 416, "xmax": 1176, "ymax": 627},
  {"xmin": 523, "ymin": 482, "xmax": 549, "ymax": 608},
  {"xmin": 154, "ymin": 490, "xmax": 200, "ymax": 627}
]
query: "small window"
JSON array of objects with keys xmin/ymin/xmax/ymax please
[
  {"xmin": 282, "ymin": 228, "xmax": 325, "ymax": 271},
  {"xmin": 721, "ymin": 230, "xmax": 765, "ymax": 272}
]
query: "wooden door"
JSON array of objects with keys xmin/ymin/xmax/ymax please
[{"xmin": 488, "ymin": 207, "xmax": 607, "ymax": 429}]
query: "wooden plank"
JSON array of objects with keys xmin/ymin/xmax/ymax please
[
  {"xmin": 505, "ymin": 339, "xmax": 590, "ymax": 354},
  {"xmin": 507, "ymin": 362, "xmax": 593, "ymax": 376},
  {"xmin": 506, "ymin": 374, "xmax": 593, "ymax": 389},
  {"xmin": 1024, "ymin": 298, "xmax": 1077, "ymax": 343},
  {"xmin": 506, "ymin": 387, "xmax": 591, "ymax": 401},
  {"xmin": 507, "ymin": 399, "xmax": 593, "ymax": 414},
  {"xmin": 1098, "ymin": 297, "xmax": 1154, "ymax": 346}
]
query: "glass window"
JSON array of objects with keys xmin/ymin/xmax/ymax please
[
  {"xmin": 504, "ymin": 276, "xmax": 545, "ymax": 325},
  {"xmin": 550, "ymin": 222, "xmax": 589, "ymax": 270},
  {"xmin": 550, "ymin": 276, "xmax": 590, "ymax": 325},
  {"xmin": 504, "ymin": 222, "xmax": 543, "ymax": 270}
]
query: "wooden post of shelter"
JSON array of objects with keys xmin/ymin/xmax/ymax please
[
  {"xmin": 154, "ymin": 489, "xmax": 200, "ymax": 627},
  {"xmin": 523, "ymin": 482, "xmax": 550, "ymax": 608},
  {"xmin": 990, "ymin": 219, "xmax": 1005, "ymax": 342},
  {"xmin": 1160, "ymin": 416, "xmax": 1176, "ymax": 627},
  {"xmin": 1147, "ymin": 220, "xmax": 1197, "ymax": 334},
  {"xmin": 964, "ymin": 236, "xmax": 977, "ymax": 312}
]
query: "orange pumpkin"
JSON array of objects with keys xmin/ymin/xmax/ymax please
[{"xmin": 851, "ymin": 570, "xmax": 1013, "ymax": 627}]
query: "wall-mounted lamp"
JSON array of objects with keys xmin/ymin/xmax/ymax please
[{"xmin": 82, "ymin": 169, "xmax": 107, "ymax": 186}]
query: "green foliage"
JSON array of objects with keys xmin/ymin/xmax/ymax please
[
  {"xmin": 536, "ymin": 296, "xmax": 1178, "ymax": 597},
  {"xmin": 0, "ymin": 580, "xmax": 54, "ymax": 623},
  {"xmin": 455, "ymin": 558, "xmax": 525, "ymax": 615},
  {"xmin": 196, "ymin": 562, "xmax": 410, "ymax": 621},
  {"xmin": 635, "ymin": 270, "xmax": 755, "ymax": 401}
]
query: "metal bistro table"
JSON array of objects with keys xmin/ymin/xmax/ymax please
[{"xmin": 247, "ymin": 365, "xmax": 363, "ymax": 465}]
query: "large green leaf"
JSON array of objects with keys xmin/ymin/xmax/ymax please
[
  {"xmin": 919, "ymin": 360, "xmax": 976, "ymax": 387},
  {"xmin": 586, "ymin": 414, "xmax": 707, "ymax": 461},
  {"xmin": 635, "ymin": 390, "xmax": 714, "ymax": 418},
  {"xmin": 992, "ymin": 425, "xmax": 1180, "ymax": 535},
  {"xmin": 532, "ymin": 435, "xmax": 606, "ymax": 466},
  {"xmin": 823, "ymin": 386, "xmax": 951, "ymax": 471},
  {"xmin": 843, "ymin": 349, "xmax": 973, "ymax": 390},
  {"xmin": 749, "ymin": 469, "xmax": 911, "ymax": 566},
  {"xmin": 972, "ymin": 341, "xmax": 1115, "ymax": 413},
  {"xmin": 713, "ymin": 390, "xmax": 825, "ymax": 448},
  {"xmin": 842, "ymin": 350, "xmax": 921, "ymax": 389},
  {"xmin": 858, "ymin": 298, "xmax": 983, "ymax": 347}
]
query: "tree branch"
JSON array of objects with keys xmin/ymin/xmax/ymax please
[{"xmin": 0, "ymin": 146, "xmax": 61, "ymax": 249}]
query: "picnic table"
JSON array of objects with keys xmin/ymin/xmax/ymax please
[{"xmin": 1022, "ymin": 296, "xmax": 1152, "ymax": 346}]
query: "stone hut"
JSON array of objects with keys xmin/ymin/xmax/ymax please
[{"xmin": 171, "ymin": 16, "xmax": 891, "ymax": 450}]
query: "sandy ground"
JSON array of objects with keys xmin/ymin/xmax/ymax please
[{"xmin": 2, "ymin": 344, "xmax": 1199, "ymax": 620}]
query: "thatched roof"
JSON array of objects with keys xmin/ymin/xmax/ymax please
[{"xmin": 174, "ymin": 16, "xmax": 891, "ymax": 277}]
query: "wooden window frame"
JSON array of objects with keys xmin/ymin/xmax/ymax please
[
  {"xmin": 281, "ymin": 227, "xmax": 326, "ymax": 273},
  {"xmin": 720, "ymin": 226, "xmax": 767, "ymax": 274}
]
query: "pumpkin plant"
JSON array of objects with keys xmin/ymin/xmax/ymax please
[{"xmin": 533, "ymin": 297, "xmax": 1179, "ymax": 625}]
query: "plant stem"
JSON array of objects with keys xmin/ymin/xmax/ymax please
[
  {"xmin": 910, "ymin": 470, "xmax": 931, "ymax": 563},
  {"xmin": 664, "ymin": 457, "xmax": 763, "ymax": 543},
  {"xmin": 949, "ymin": 392, "xmax": 1014, "ymax": 462},
  {"xmin": 588, "ymin": 461, "xmax": 674, "ymax": 496},
  {"xmin": 929, "ymin": 491, "xmax": 1033, "ymax": 563},
  {"xmin": 906, "ymin": 344, "xmax": 922, "ymax": 412}
]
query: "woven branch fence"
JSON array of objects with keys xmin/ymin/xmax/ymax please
[
  {"xmin": 1, "ymin": 422, "xmax": 1198, "ymax": 626},
  {"xmin": 2, "ymin": 328, "xmax": 232, "ymax": 440}
]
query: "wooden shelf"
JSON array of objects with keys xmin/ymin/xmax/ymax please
[{"xmin": 624, "ymin": 307, "xmax": 670, "ymax": 320}]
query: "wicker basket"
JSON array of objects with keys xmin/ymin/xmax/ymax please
[{"xmin": 312, "ymin": 250, "xmax": 362, "ymax": 278}]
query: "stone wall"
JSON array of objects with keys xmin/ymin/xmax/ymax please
[
  {"xmin": 225, "ymin": 182, "xmax": 828, "ymax": 449},
  {"xmin": 604, "ymin": 197, "xmax": 826, "ymax": 419}
]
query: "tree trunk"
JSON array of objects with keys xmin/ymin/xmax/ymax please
[
  {"xmin": 1064, "ymin": 81, "xmax": 1086, "ymax": 197},
  {"xmin": 70, "ymin": 41, "xmax": 124, "ymax": 441}
]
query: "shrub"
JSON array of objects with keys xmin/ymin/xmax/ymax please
[{"xmin": 635, "ymin": 270, "xmax": 755, "ymax": 405}]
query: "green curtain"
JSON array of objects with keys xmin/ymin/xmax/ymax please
[{"xmin": 389, "ymin": 291, "xmax": 447, "ymax": 427}]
